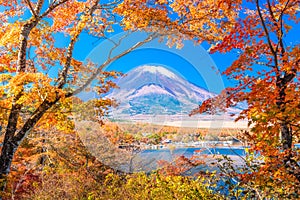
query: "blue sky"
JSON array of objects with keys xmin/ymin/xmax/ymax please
[
  {"xmin": 80, "ymin": 32, "xmax": 234, "ymax": 94},
  {"xmin": 48, "ymin": 27, "xmax": 241, "ymax": 94},
  {"xmin": 49, "ymin": 29, "xmax": 238, "ymax": 94}
]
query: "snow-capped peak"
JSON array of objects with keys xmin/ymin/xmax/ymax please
[
  {"xmin": 106, "ymin": 65, "xmax": 243, "ymax": 117},
  {"xmin": 133, "ymin": 65, "xmax": 178, "ymax": 79}
]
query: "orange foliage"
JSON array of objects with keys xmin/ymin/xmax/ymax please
[{"xmin": 189, "ymin": 0, "xmax": 300, "ymax": 192}]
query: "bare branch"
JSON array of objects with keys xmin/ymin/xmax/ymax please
[
  {"xmin": 256, "ymin": 0, "xmax": 278, "ymax": 69},
  {"xmin": 24, "ymin": 0, "xmax": 37, "ymax": 17},
  {"xmin": 66, "ymin": 33, "xmax": 159, "ymax": 97},
  {"xmin": 108, "ymin": 31, "xmax": 131, "ymax": 59}
]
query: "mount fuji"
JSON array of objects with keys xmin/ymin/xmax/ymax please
[{"xmin": 106, "ymin": 65, "xmax": 242, "ymax": 119}]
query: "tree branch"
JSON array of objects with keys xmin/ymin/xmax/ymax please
[
  {"xmin": 40, "ymin": 0, "xmax": 69, "ymax": 18},
  {"xmin": 266, "ymin": 0, "xmax": 275, "ymax": 19},
  {"xmin": 56, "ymin": 0, "xmax": 100, "ymax": 89},
  {"xmin": 56, "ymin": 37, "xmax": 76, "ymax": 88},
  {"xmin": 13, "ymin": 96, "xmax": 60, "ymax": 142},
  {"xmin": 66, "ymin": 33, "xmax": 158, "ymax": 98},
  {"xmin": 107, "ymin": 31, "xmax": 131, "ymax": 59},
  {"xmin": 16, "ymin": 21, "xmax": 39, "ymax": 73},
  {"xmin": 34, "ymin": 0, "xmax": 44, "ymax": 15},
  {"xmin": 24, "ymin": 0, "xmax": 37, "ymax": 18},
  {"xmin": 256, "ymin": 0, "xmax": 278, "ymax": 70},
  {"xmin": 95, "ymin": 0, "xmax": 122, "ymax": 9}
]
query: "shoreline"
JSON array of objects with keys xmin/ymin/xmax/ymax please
[{"xmin": 116, "ymin": 119, "xmax": 249, "ymax": 129}]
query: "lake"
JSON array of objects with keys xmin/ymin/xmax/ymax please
[
  {"xmin": 127, "ymin": 147, "xmax": 247, "ymax": 173},
  {"xmin": 130, "ymin": 144, "xmax": 300, "ymax": 173},
  {"xmin": 142, "ymin": 146, "xmax": 246, "ymax": 157}
]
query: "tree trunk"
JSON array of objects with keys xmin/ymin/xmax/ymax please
[
  {"xmin": 276, "ymin": 74, "xmax": 300, "ymax": 182},
  {"xmin": 281, "ymin": 123, "xmax": 292, "ymax": 150},
  {"xmin": 0, "ymin": 135, "xmax": 19, "ymax": 195},
  {"xmin": 279, "ymin": 123, "xmax": 300, "ymax": 182},
  {"xmin": 0, "ymin": 98, "xmax": 59, "ymax": 199}
]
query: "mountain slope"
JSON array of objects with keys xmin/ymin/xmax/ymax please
[{"xmin": 106, "ymin": 65, "xmax": 240, "ymax": 117}]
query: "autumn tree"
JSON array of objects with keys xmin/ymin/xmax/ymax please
[
  {"xmin": 0, "ymin": 0, "xmax": 174, "ymax": 193},
  {"xmin": 189, "ymin": 0, "xmax": 300, "ymax": 185}
]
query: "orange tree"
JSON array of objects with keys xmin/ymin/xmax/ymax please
[
  {"xmin": 0, "ymin": 0, "xmax": 163, "ymax": 192},
  {"xmin": 188, "ymin": 0, "xmax": 300, "ymax": 188}
]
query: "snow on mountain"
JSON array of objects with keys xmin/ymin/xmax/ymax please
[
  {"xmin": 130, "ymin": 84, "xmax": 174, "ymax": 99},
  {"xmin": 137, "ymin": 65, "xmax": 178, "ymax": 79},
  {"xmin": 106, "ymin": 65, "xmax": 242, "ymax": 117}
]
